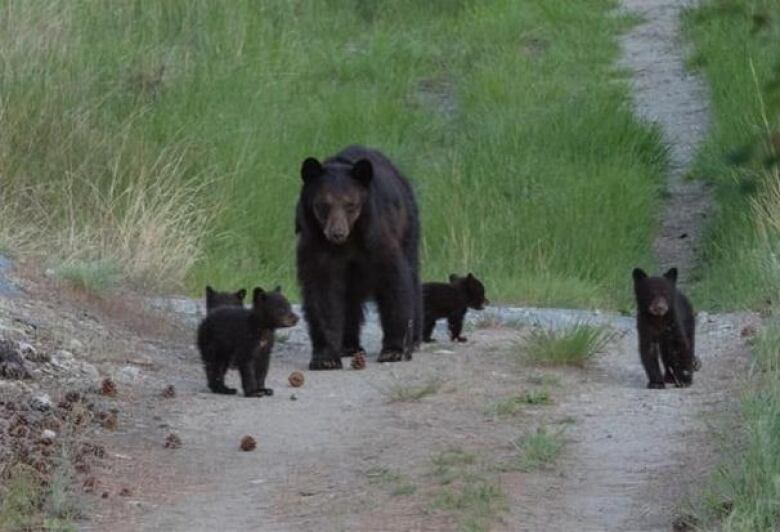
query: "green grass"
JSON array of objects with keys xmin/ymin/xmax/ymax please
[
  {"xmin": 52, "ymin": 259, "xmax": 121, "ymax": 293},
  {"xmin": 384, "ymin": 377, "xmax": 442, "ymax": 403},
  {"xmin": 0, "ymin": 458, "xmax": 81, "ymax": 532},
  {"xmin": 692, "ymin": 320, "xmax": 780, "ymax": 530},
  {"xmin": 511, "ymin": 426, "xmax": 565, "ymax": 471},
  {"xmin": 485, "ymin": 390, "xmax": 551, "ymax": 418},
  {"xmin": 429, "ymin": 448, "xmax": 506, "ymax": 532},
  {"xmin": 520, "ymin": 324, "xmax": 612, "ymax": 367},
  {"xmin": 0, "ymin": 0, "xmax": 665, "ymax": 306},
  {"xmin": 365, "ymin": 467, "xmax": 417, "ymax": 497},
  {"xmin": 683, "ymin": 0, "xmax": 780, "ymax": 310}
]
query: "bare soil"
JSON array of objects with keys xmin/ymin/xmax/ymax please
[{"xmin": 618, "ymin": 0, "xmax": 714, "ymax": 286}]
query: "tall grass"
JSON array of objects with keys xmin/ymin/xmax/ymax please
[
  {"xmin": 520, "ymin": 324, "xmax": 613, "ymax": 367},
  {"xmin": 683, "ymin": 1, "xmax": 780, "ymax": 310},
  {"xmin": 0, "ymin": 0, "xmax": 664, "ymax": 304}
]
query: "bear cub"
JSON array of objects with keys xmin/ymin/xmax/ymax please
[
  {"xmin": 633, "ymin": 267, "xmax": 699, "ymax": 389},
  {"xmin": 423, "ymin": 273, "xmax": 488, "ymax": 343},
  {"xmin": 205, "ymin": 285, "xmax": 246, "ymax": 313},
  {"xmin": 197, "ymin": 286, "xmax": 299, "ymax": 397}
]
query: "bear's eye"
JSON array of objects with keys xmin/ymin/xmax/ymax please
[
  {"xmin": 345, "ymin": 202, "xmax": 359, "ymax": 213},
  {"xmin": 314, "ymin": 202, "xmax": 330, "ymax": 216}
]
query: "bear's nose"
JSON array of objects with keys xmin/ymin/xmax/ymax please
[
  {"xmin": 649, "ymin": 299, "xmax": 668, "ymax": 316},
  {"xmin": 327, "ymin": 230, "xmax": 347, "ymax": 243}
]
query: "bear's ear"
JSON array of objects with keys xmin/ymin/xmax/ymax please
[
  {"xmin": 205, "ymin": 285, "xmax": 214, "ymax": 296},
  {"xmin": 467, "ymin": 273, "xmax": 475, "ymax": 280},
  {"xmin": 273, "ymin": 285, "xmax": 282, "ymax": 293},
  {"xmin": 663, "ymin": 267, "xmax": 678, "ymax": 284},
  {"xmin": 632, "ymin": 268, "xmax": 648, "ymax": 283},
  {"xmin": 449, "ymin": 274, "xmax": 459, "ymax": 284},
  {"xmin": 301, "ymin": 157, "xmax": 323, "ymax": 183},
  {"xmin": 351, "ymin": 159, "xmax": 373, "ymax": 186},
  {"xmin": 252, "ymin": 287, "xmax": 266, "ymax": 302},
  {"xmin": 235, "ymin": 288, "xmax": 247, "ymax": 301}
]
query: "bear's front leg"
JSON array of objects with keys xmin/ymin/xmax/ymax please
[
  {"xmin": 375, "ymin": 259, "xmax": 415, "ymax": 363},
  {"xmin": 301, "ymin": 272, "xmax": 345, "ymax": 370},
  {"xmin": 448, "ymin": 311, "xmax": 467, "ymax": 342},
  {"xmin": 639, "ymin": 336, "xmax": 665, "ymax": 389}
]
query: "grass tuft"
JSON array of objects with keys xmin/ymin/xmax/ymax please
[
  {"xmin": 384, "ymin": 377, "xmax": 442, "ymax": 403},
  {"xmin": 521, "ymin": 324, "xmax": 612, "ymax": 367},
  {"xmin": 511, "ymin": 426, "xmax": 565, "ymax": 472}
]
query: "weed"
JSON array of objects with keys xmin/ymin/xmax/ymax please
[
  {"xmin": 485, "ymin": 391, "xmax": 551, "ymax": 418},
  {"xmin": 384, "ymin": 377, "xmax": 442, "ymax": 403},
  {"xmin": 365, "ymin": 467, "xmax": 416, "ymax": 497},
  {"xmin": 521, "ymin": 324, "xmax": 612, "ymax": 367},
  {"xmin": 428, "ymin": 448, "xmax": 506, "ymax": 532},
  {"xmin": 511, "ymin": 426, "xmax": 565, "ymax": 471},
  {"xmin": 52, "ymin": 260, "xmax": 121, "ymax": 293}
]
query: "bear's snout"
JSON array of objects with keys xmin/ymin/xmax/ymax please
[
  {"xmin": 282, "ymin": 313, "xmax": 300, "ymax": 327},
  {"xmin": 649, "ymin": 297, "xmax": 668, "ymax": 316}
]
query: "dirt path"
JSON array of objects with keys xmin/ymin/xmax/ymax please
[{"xmin": 618, "ymin": 0, "xmax": 713, "ymax": 286}]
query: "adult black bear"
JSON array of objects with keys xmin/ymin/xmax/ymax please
[
  {"xmin": 197, "ymin": 286, "xmax": 298, "ymax": 396},
  {"xmin": 632, "ymin": 267, "xmax": 698, "ymax": 389},
  {"xmin": 423, "ymin": 273, "xmax": 488, "ymax": 343},
  {"xmin": 204, "ymin": 285, "xmax": 246, "ymax": 313},
  {"xmin": 295, "ymin": 145, "xmax": 422, "ymax": 370}
]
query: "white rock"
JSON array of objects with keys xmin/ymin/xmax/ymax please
[
  {"xmin": 68, "ymin": 338, "xmax": 85, "ymax": 352},
  {"xmin": 31, "ymin": 394, "xmax": 52, "ymax": 411},
  {"xmin": 41, "ymin": 429, "xmax": 56, "ymax": 440},
  {"xmin": 51, "ymin": 350, "xmax": 75, "ymax": 368},
  {"xmin": 80, "ymin": 362, "xmax": 100, "ymax": 380},
  {"xmin": 116, "ymin": 365, "xmax": 141, "ymax": 383}
]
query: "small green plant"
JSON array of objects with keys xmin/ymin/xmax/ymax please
[
  {"xmin": 427, "ymin": 447, "xmax": 506, "ymax": 532},
  {"xmin": 0, "ymin": 464, "xmax": 41, "ymax": 530},
  {"xmin": 431, "ymin": 448, "xmax": 476, "ymax": 485},
  {"xmin": 485, "ymin": 391, "xmax": 551, "ymax": 418},
  {"xmin": 521, "ymin": 324, "xmax": 612, "ymax": 367},
  {"xmin": 512, "ymin": 427, "xmax": 565, "ymax": 471},
  {"xmin": 52, "ymin": 259, "xmax": 121, "ymax": 293},
  {"xmin": 384, "ymin": 377, "xmax": 442, "ymax": 403},
  {"xmin": 432, "ymin": 479, "xmax": 506, "ymax": 532},
  {"xmin": 365, "ymin": 467, "xmax": 416, "ymax": 497}
]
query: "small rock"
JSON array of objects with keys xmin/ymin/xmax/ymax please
[
  {"xmin": 18, "ymin": 342, "xmax": 48, "ymax": 363},
  {"xmin": 240, "ymin": 436, "xmax": 257, "ymax": 452},
  {"xmin": 80, "ymin": 362, "xmax": 99, "ymax": 380},
  {"xmin": 164, "ymin": 433, "xmax": 182, "ymax": 449},
  {"xmin": 97, "ymin": 410, "xmax": 118, "ymax": 430},
  {"xmin": 160, "ymin": 384, "xmax": 176, "ymax": 398},
  {"xmin": 289, "ymin": 394, "xmax": 297, "ymax": 401},
  {"xmin": 101, "ymin": 491, "xmax": 109, "ymax": 499},
  {"xmin": 31, "ymin": 394, "xmax": 52, "ymax": 412},
  {"xmin": 116, "ymin": 366, "xmax": 140, "ymax": 384},
  {"xmin": 41, "ymin": 429, "xmax": 57, "ymax": 440},
  {"xmin": 68, "ymin": 338, "xmax": 85, "ymax": 352},
  {"xmin": 50, "ymin": 350, "xmax": 75, "ymax": 370},
  {"xmin": 119, "ymin": 487, "xmax": 132, "ymax": 497}
]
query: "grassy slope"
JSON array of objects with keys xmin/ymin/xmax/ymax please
[
  {"xmin": 0, "ymin": 0, "xmax": 665, "ymax": 307},
  {"xmin": 684, "ymin": 1, "xmax": 780, "ymax": 529},
  {"xmin": 684, "ymin": 0, "xmax": 780, "ymax": 310}
]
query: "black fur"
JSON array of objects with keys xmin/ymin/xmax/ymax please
[
  {"xmin": 632, "ymin": 267, "xmax": 698, "ymax": 389},
  {"xmin": 423, "ymin": 273, "xmax": 488, "ymax": 343},
  {"xmin": 205, "ymin": 285, "xmax": 246, "ymax": 313},
  {"xmin": 197, "ymin": 286, "xmax": 298, "ymax": 396},
  {"xmin": 295, "ymin": 145, "xmax": 422, "ymax": 370}
]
